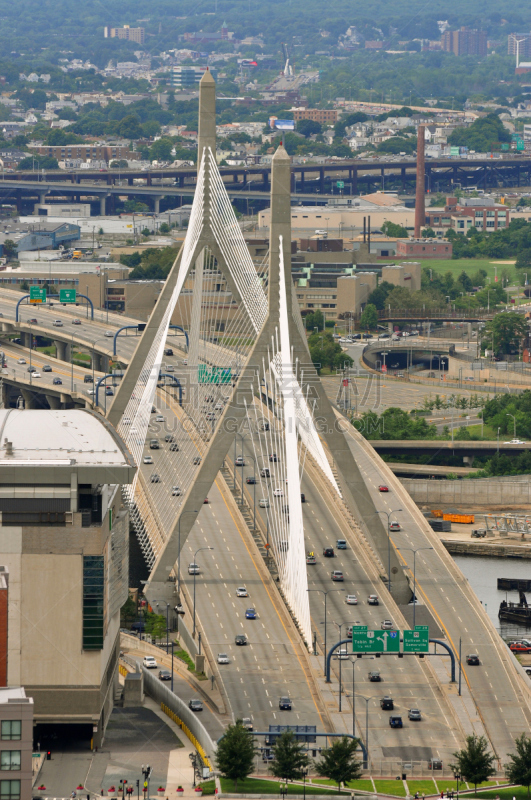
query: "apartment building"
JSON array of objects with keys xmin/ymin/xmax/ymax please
[
  {"xmin": 32, "ymin": 144, "xmax": 137, "ymax": 162},
  {"xmin": 103, "ymin": 25, "xmax": 145, "ymax": 44},
  {"xmin": 292, "ymin": 108, "xmax": 339, "ymax": 124},
  {"xmin": 441, "ymin": 27, "xmax": 487, "ymax": 56}
]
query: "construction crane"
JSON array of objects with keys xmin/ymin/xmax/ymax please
[{"xmin": 281, "ymin": 42, "xmax": 294, "ymax": 77}]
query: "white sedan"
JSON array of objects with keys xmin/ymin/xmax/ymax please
[
  {"xmin": 273, "ymin": 487, "xmax": 284, "ymax": 497},
  {"xmin": 31, "ymin": 372, "xmax": 41, "ymax": 378},
  {"xmin": 346, "ymin": 595, "xmax": 358, "ymax": 605},
  {"xmin": 504, "ymin": 439, "xmax": 526, "ymax": 444},
  {"xmin": 236, "ymin": 587, "xmax": 248, "ymax": 597},
  {"xmin": 217, "ymin": 653, "xmax": 229, "ymax": 664}
]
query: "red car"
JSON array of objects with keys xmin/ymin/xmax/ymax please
[
  {"xmin": 379, "ymin": 485, "xmax": 389, "ymax": 492},
  {"xmin": 509, "ymin": 643, "xmax": 531, "ymax": 653}
]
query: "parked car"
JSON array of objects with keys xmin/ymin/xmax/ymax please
[{"xmin": 509, "ymin": 643, "xmax": 531, "ymax": 653}]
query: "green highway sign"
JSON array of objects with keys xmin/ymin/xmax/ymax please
[
  {"xmin": 336, "ymin": 181, "xmax": 345, "ymax": 189},
  {"xmin": 59, "ymin": 289, "xmax": 77, "ymax": 303},
  {"xmin": 29, "ymin": 286, "xmax": 46, "ymax": 304},
  {"xmin": 403, "ymin": 626, "xmax": 429, "ymax": 653},
  {"xmin": 352, "ymin": 628, "xmax": 400, "ymax": 653}
]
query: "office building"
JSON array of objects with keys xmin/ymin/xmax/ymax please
[
  {"xmin": 0, "ymin": 686, "xmax": 33, "ymax": 800},
  {"xmin": 103, "ymin": 25, "xmax": 145, "ymax": 44},
  {"xmin": 0, "ymin": 409, "xmax": 135, "ymax": 745},
  {"xmin": 172, "ymin": 66, "xmax": 218, "ymax": 88},
  {"xmin": 441, "ymin": 27, "xmax": 487, "ymax": 57}
]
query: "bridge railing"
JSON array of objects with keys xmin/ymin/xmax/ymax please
[{"xmin": 375, "ymin": 307, "xmax": 492, "ymax": 320}]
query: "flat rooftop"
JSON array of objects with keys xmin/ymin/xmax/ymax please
[{"xmin": 0, "ymin": 409, "xmax": 136, "ymax": 484}]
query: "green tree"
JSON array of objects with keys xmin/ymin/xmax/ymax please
[
  {"xmin": 316, "ymin": 737, "xmax": 362, "ymax": 791},
  {"xmin": 360, "ymin": 303, "xmax": 378, "ymax": 331},
  {"xmin": 110, "ymin": 159, "xmax": 129, "ymax": 168},
  {"xmin": 270, "ymin": 731, "xmax": 310, "ymax": 783},
  {"xmin": 149, "ymin": 137, "xmax": 174, "ymax": 162},
  {"xmin": 296, "ymin": 119, "xmax": 322, "ymax": 137},
  {"xmin": 381, "ymin": 221, "xmax": 409, "ymax": 238},
  {"xmin": 482, "ymin": 312, "xmax": 528, "ymax": 356},
  {"xmin": 20, "ymin": 279, "xmax": 29, "ymax": 292},
  {"xmin": 421, "ymin": 227, "xmax": 436, "ymax": 238},
  {"xmin": 159, "ymin": 222, "xmax": 170, "ymax": 234},
  {"xmin": 506, "ymin": 733, "xmax": 531, "ymax": 796},
  {"xmin": 304, "ymin": 310, "xmax": 325, "ymax": 331},
  {"xmin": 450, "ymin": 735, "xmax": 496, "ymax": 793},
  {"xmin": 3, "ymin": 240, "xmax": 17, "ymax": 259},
  {"xmin": 143, "ymin": 611, "xmax": 166, "ymax": 639},
  {"xmin": 216, "ymin": 721, "xmax": 256, "ymax": 788},
  {"xmin": 117, "ymin": 114, "xmax": 143, "ymax": 139}
]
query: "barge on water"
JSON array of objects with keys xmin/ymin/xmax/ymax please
[{"xmin": 499, "ymin": 591, "xmax": 531, "ymax": 626}]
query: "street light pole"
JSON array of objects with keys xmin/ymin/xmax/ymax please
[
  {"xmin": 334, "ymin": 621, "xmax": 345, "ymax": 712},
  {"xmin": 397, "ymin": 546, "xmax": 433, "ymax": 627},
  {"xmin": 506, "ymin": 412, "xmax": 516, "ymax": 439},
  {"xmin": 177, "ymin": 510, "xmax": 199, "ymax": 598},
  {"xmin": 193, "ymin": 546, "xmax": 214, "ymax": 636},
  {"xmin": 307, "ymin": 588, "xmax": 344, "ymax": 677},
  {"xmin": 353, "ymin": 695, "xmax": 371, "ymax": 769}
]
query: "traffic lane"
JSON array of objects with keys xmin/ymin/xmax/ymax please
[
  {"xmin": 182, "ymin": 492, "xmax": 322, "ymax": 729},
  {"xmin": 130, "ymin": 655, "xmax": 225, "ymax": 738},
  {"xmin": 346, "ymin": 431, "xmax": 531, "ymax": 753},
  {"xmin": 233, "ymin": 444, "xmax": 458, "ymax": 755},
  {"xmin": 301, "ymin": 492, "xmax": 459, "ymax": 756}
]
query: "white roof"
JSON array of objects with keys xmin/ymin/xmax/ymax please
[
  {"xmin": 0, "ymin": 409, "xmax": 135, "ymax": 484},
  {"xmin": 0, "ymin": 687, "xmax": 32, "ymax": 704}
]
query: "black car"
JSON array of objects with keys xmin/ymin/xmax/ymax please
[
  {"xmin": 301, "ymin": 493, "xmax": 306, "ymax": 503},
  {"xmin": 389, "ymin": 716, "xmax": 403, "ymax": 728},
  {"xmin": 53, "ymin": 378, "xmax": 62, "ymax": 385},
  {"xmin": 260, "ymin": 468, "xmax": 270, "ymax": 478},
  {"xmin": 159, "ymin": 669, "xmax": 172, "ymax": 681},
  {"xmin": 189, "ymin": 699, "xmax": 203, "ymax": 712},
  {"xmin": 380, "ymin": 696, "xmax": 394, "ymax": 710},
  {"xmin": 165, "ymin": 434, "xmax": 175, "ymax": 442},
  {"xmin": 169, "ymin": 443, "xmax": 180, "ymax": 451},
  {"xmin": 466, "ymin": 653, "xmax": 480, "ymax": 665},
  {"xmin": 279, "ymin": 696, "xmax": 292, "ymax": 710},
  {"xmin": 269, "ymin": 453, "xmax": 279, "ymax": 462},
  {"xmin": 84, "ymin": 375, "xmax": 93, "ymax": 383},
  {"xmin": 27, "ymin": 365, "xmax": 36, "ymax": 373},
  {"xmin": 193, "ymin": 456, "xmax": 201, "ymax": 465},
  {"xmin": 105, "ymin": 387, "xmax": 114, "ymax": 396},
  {"xmin": 235, "ymin": 634, "xmax": 247, "ymax": 646},
  {"xmin": 323, "ymin": 547, "xmax": 334, "ymax": 558},
  {"xmin": 150, "ymin": 474, "xmax": 161, "ymax": 483},
  {"xmin": 246, "ymin": 476, "xmax": 257, "ymax": 484},
  {"xmin": 43, "ymin": 365, "xmax": 52, "ymax": 372},
  {"xmin": 164, "ymin": 348, "xmax": 174, "ymax": 356}
]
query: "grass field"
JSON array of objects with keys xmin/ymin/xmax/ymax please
[
  {"xmin": 313, "ymin": 779, "xmax": 374, "ymax": 791},
  {"xmin": 464, "ymin": 788, "xmax": 529, "ymax": 798},
  {"xmin": 435, "ymin": 781, "xmax": 503, "ymax": 794},
  {"xmin": 419, "ymin": 259, "xmax": 517, "ymax": 283},
  {"xmin": 373, "ymin": 779, "xmax": 408, "ymax": 796},
  {"xmin": 406, "ymin": 780, "xmax": 439, "ymax": 795},
  {"xmin": 219, "ymin": 778, "xmax": 346, "ymax": 794}
]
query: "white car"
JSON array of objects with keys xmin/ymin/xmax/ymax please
[
  {"xmin": 156, "ymin": 415, "xmax": 165, "ymax": 422},
  {"xmin": 273, "ymin": 488, "xmax": 284, "ymax": 497},
  {"xmin": 236, "ymin": 587, "xmax": 248, "ymax": 597},
  {"xmin": 53, "ymin": 320, "xmax": 63, "ymax": 327},
  {"xmin": 143, "ymin": 656, "xmax": 157, "ymax": 669},
  {"xmin": 104, "ymin": 330, "xmax": 114, "ymax": 337},
  {"xmin": 172, "ymin": 486, "xmax": 182, "ymax": 496},
  {"xmin": 17, "ymin": 358, "xmax": 26, "ymax": 364},
  {"xmin": 31, "ymin": 372, "xmax": 41, "ymax": 378},
  {"xmin": 334, "ymin": 649, "xmax": 350, "ymax": 660},
  {"xmin": 217, "ymin": 653, "xmax": 229, "ymax": 664},
  {"xmin": 188, "ymin": 563, "xmax": 200, "ymax": 575},
  {"xmin": 504, "ymin": 439, "xmax": 526, "ymax": 444},
  {"xmin": 346, "ymin": 595, "xmax": 358, "ymax": 605},
  {"xmin": 259, "ymin": 498, "xmax": 269, "ymax": 508},
  {"xmin": 143, "ymin": 456, "xmax": 153, "ymax": 465},
  {"xmin": 123, "ymin": 417, "xmax": 132, "ymax": 425},
  {"xmin": 381, "ymin": 619, "xmax": 395, "ymax": 630}
]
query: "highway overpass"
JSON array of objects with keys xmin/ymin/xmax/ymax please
[{"xmin": 372, "ymin": 440, "xmax": 529, "ymax": 458}]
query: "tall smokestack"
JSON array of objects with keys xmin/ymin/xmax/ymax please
[{"xmin": 414, "ymin": 125, "xmax": 425, "ymax": 238}]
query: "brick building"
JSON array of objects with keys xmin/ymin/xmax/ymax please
[
  {"xmin": 425, "ymin": 196, "xmax": 509, "ymax": 235},
  {"xmin": 396, "ymin": 239, "xmax": 453, "ymax": 259},
  {"xmin": 103, "ymin": 25, "xmax": 145, "ymax": 44},
  {"xmin": 292, "ymin": 108, "xmax": 339, "ymax": 124},
  {"xmin": 0, "ymin": 687, "xmax": 34, "ymax": 800},
  {"xmin": 33, "ymin": 144, "xmax": 137, "ymax": 162},
  {"xmin": 441, "ymin": 27, "xmax": 487, "ymax": 56}
]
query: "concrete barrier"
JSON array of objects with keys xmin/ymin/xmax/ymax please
[
  {"xmin": 128, "ymin": 658, "xmax": 217, "ymax": 766},
  {"xmin": 403, "ymin": 477, "xmax": 531, "ymax": 506}
]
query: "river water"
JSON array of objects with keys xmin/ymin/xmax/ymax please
[{"xmin": 453, "ymin": 554, "xmax": 531, "ymax": 638}]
